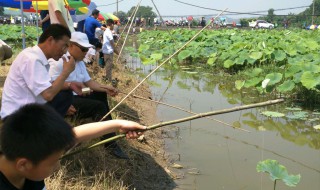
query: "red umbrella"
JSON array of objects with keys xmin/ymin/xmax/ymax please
[{"xmin": 187, "ymin": 16, "xmax": 193, "ymax": 21}]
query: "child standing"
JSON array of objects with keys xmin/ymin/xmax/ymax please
[{"xmin": 102, "ymin": 19, "xmax": 119, "ymax": 81}]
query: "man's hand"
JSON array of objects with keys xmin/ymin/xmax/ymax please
[
  {"xmin": 66, "ymin": 105, "xmax": 77, "ymax": 116},
  {"xmin": 69, "ymin": 82, "xmax": 85, "ymax": 95},
  {"xmin": 104, "ymin": 85, "xmax": 118, "ymax": 97},
  {"xmin": 118, "ymin": 120, "xmax": 147, "ymax": 139},
  {"xmin": 62, "ymin": 56, "xmax": 76, "ymax": 75}
]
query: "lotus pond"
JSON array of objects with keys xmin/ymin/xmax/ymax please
[{"xmin": 124, "ymin": 29, "xmax": 320, "ymax": 189}]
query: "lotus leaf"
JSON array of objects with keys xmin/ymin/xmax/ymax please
[
  {"xmin": 235, "ymin": 80, "xmax": 245, "ymax": 90},
  {"xmin": 178, "ymin": 50, "xmax": 192, "ymax": 62},
  {"xmin": 276, "ymin": 80, "xmax": 295, "ymax": 92},
  {"xmin": 300, "ymin": 71, "xmax": 320, "ymax": 89},
  {"xmin": 249, "ymin": 51, "xmax": 263, "ymax": 60},
  {"xmin": 265, "ymin": 73, "xmax": 283, "ymax": 86},
  {"xmin": 273, "ymin": 50, "xmax": 286, "ymax": 62},
  {"xmin": 314, "ymin": 125, "xmax": 320, "ymax": 130},
  {"xmin": 261, "ymin": 111, "xmax": 285, "ymax": 118},
  {"xmin": 257, "ymin": 159, "xmax": 301, "ymax": 187}
]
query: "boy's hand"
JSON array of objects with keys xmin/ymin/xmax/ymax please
[
  {"xmin": 118, "ymin": 120, "xmax": 147, "ymax": 139},
  {"xmin": 66, "ymin": 105, "xmax": 77, "ymax": 116}
]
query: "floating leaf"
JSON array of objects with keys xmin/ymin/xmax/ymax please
[
  {"xmin": 257, "ymin": 159, "xmax": 301, "ymax": 187},
  {"xmin": 261, "ymin": 111, "xmax": 285, "ymax": 118},
  {"xmin": 285, "ymin": 107, "xmax": 302, "ymax": 111},
  {"xmin": 171, "ymin": 163, "xmax": 183, "ymax": 169},
  {"xmin": 258, "ymin": 126, "xmax": 266, "ymax": 131},
  {"xmin": 314, "ymin": 125, "xmax": 320, "ymax": 130},
  {"xmin": 286, "ymin": 111, "xmax": 309, "ymax": 120},
  {"xmin": 235, "ymin": 80, "xmax": 245, "ymax": 90},
  {"xmin": 244, "ymin": 77, "xmax": 264, "ymax": 88}
]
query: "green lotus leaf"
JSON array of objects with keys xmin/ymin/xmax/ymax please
[
  {"xmin": 223, "ymin": 59, "xmax": 235, "ymax": 68},
  {"xmin": 257, "ymin": 159, "xmax": 301, "ymax": 187},
  {"xmin": 265, "ymin": 73, "xmax": 283, "ymax": 86},
  {"xmin": 273, "ymin": 50, "xmax": 286, "ymax": 62},
  {"xmin": 300, "ymin": 71, "xmax": 320, "ymax": 89},
  {"xmin": 178, "ymin": 50, "xmax": 192, "ymax": 62},
  {"xmin": 285, "ymin": 107, "xmax": 302, "ymax": 111},
  {"xmin": 207, "ymin": 57, "xmax": 217, "ymax": 66},
  {"xmin": 276, "ymin": 80, "xmax": 295, "ymax": 92},
  {"xmin": 138, "ymin": 44, "xmax": 150, "ymax": 52},
  {"xmin": 150, "ymin": 53, "xmax": 163, "ymax": 61},
  {"xmin": 261, "ymin": 111, "xmax": 285, "ymax": 118},
  {"xmin": 235, "ymin": 80, "xmax": 245, "ymax": 90},
  {"xmin": 305, "ymin": 40, "xmax": 319, "ymax": 51},
  {"xmin": 244, "ymin": 77, "xmax": 264, "ymax": 88},
  {"xmin": 249, "ymin": 51, "xmax": 263, "ymax": 60}
]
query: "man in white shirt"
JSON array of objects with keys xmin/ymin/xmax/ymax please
[
  {"xmin": 102, "ymin": 19, "xmax": 119, "ymax": 81},
  {"xmin": 0, "ymin": 24, "xmax": 79, "ymax": 119},
  {"xmin": 49, "ymin": 32, "xmax": 128, "ymax": 159},
  {"xmin": 49, "ymin": 0, "xmax": 75, "ymax": 32}
]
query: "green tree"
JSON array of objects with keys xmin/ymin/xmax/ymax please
[
  {"xmin": 114, "ymin": 10, "xmax": 127, "ymax": 22},
  {"xmin": 267, "ymin": 8, "xmax": 275, "ymax": 22},
  {"xmin": 127, "ymin": 6, "xmax": 157, "ymax": 20}
]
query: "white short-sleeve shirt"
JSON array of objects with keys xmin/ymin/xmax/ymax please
[
  {"xmin": 49, "ymin": 53, "xmax": 91, "ymax": 94},
  {"xmin": 49, "ymin": 0, "xmax": 75, "ymax": 32},
  {"xmin": 0, "ymin": 46, "xmax": 52, "ymax": 119},
  {"xmin": 102, "ymin": 28, "xmax": 114, "ymax": 54}
]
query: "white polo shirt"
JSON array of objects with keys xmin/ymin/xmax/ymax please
[
  {"xmin": 49, "ymin": 53, "xmax": 91, "ymax": 94},
  {"xmin": 102, "ymin": 28, "xmax": 114, "ymax": 54},
  {"xmin": 0, "ymin": 46, "xmax": 52, "ymax": 119}
]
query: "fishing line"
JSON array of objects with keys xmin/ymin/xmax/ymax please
[
  {"xmin": 172, "ymin": 0, "xmax": 309, "ymax": 16},
  {"xmin": 99, "ymin": 8, "xmax": 229, "ymax": 121}
]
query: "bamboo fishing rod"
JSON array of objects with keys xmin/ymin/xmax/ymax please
[
  {"xmin": 62, "ymin": 98, "xmax": 284, "ymax": 159},
  {"xmin": 100, "ymin": 8, "xmax": 228, "ymax": 122},
  {"xmin": 112, "ymin": 89, "xmax": 250, "ymax": 132},
  {"xmin": 116, "ymin": 1, "xmax": 140, "ymax": 47},
  {"xmin": 115, "ymin": 1, "xmax": 142, "ymax": 65}
]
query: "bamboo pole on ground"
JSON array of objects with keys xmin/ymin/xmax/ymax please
[{"xmin": 63, "ymin": 99, "xmax": 284, "ymax": 158}]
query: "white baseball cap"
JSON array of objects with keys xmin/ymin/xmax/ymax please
[{"xmin": 70, "ymin": 32, "xmax": 92, "ymax": 48}]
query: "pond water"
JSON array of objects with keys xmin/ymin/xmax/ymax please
[{"xmin": 125, "ymin": 53, "xmax": 320, "ymax": 190}]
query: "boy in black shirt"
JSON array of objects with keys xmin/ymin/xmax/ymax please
[{"xmin": 0, "ymin": 104, "xmax": 145, "ymax": 190}]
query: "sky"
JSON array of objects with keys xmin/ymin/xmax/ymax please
[{"xmin": 92, "ymin": 0, "xmax": 313, "ymax": 18}]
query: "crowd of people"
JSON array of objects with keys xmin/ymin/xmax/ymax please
[{"xmin": 0, "ymin": 2, "xmax": 143, "ymax": 189}]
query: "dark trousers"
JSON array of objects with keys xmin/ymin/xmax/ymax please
[
  {"xmin": 47, "ymin": 90, "xmax": 73, "ymax": 117},
  {"xmin": 72, "ymin": 91, "xmax": 116, "ymax": 144}
]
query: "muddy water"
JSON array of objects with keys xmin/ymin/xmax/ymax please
[{"xmin": 126, "ymin": 57, "xmax": 320, "ymax": 189}]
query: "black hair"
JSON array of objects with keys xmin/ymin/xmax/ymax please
[
  {"xmin": 106, "ymin": 19, "xmax": 114, "ymax": 26},
  {"xmin": 0, "ymin": 104, "xmax": 75, "ymax": 165},
  {"xmin": 92, "ymin": 9, "xmax": 100, "ymax": 16},
  {"xmin": 94, "ymin": 41, "xmax": 102, "ymax": 49},
  {"xmin": 38, "ymin": 24, "xmax": 71, "ymax": 44}
]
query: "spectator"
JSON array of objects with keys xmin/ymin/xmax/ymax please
[
  {"xmin": 0, "ymin": 24, "xmax": 80, "ymax": 119},
  {"xmin": 49, "ymin": 0, "xmax": 75, "ymax": 32},
  {"xmin": 40, "ymin": 10, "xmax": 51, "ymax": 32},
  {"xmin": 102, "ymin": 19, "xmax": 119, "ymax": 81},
  {"xmin": 49, "ymin": 32, "xmax": 127, "ymax": 159},
  {"xmin": 84, "ymin": 9, "xmax": 106, "ymax": 45},
  {"xmin": 0, "ymin": 103, "xmax": 145, "ymax": 189}
]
